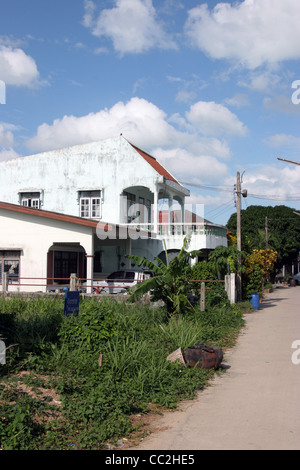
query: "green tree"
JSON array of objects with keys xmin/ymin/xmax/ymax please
[
  {"xmin": 227, "ymin": 205, "xmax": 300, "ymax": 272},
  {"xmin": 208, "ymin": 245, "xmax": 246, "ymax": 279},
  {"xmin": 126, "ymin": 234, "xmax": 201, "ymax": 316}
]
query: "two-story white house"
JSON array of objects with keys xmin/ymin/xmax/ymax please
[{"xmin": 0, "ymin": 135, "xmax": 227, "ymax": 292}]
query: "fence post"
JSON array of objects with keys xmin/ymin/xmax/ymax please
[
  {"xmin": 230, "ymin": 273, "xmax": 236, "ymax": 304},
  {"xmin": 1, "ymin": 272, "xmax": 8, "ymax": 295},
  {"xmin": 200, "ymin": 282, "xmax": 205, "ymax": 311},
  {"xmin": 70, "ymin": 273, "xmax": 77, "ymax": 291},
  {"xmin": 225, "ymin": 275, "xmax": 230, "ymax": 302}
]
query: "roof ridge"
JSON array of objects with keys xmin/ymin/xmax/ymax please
[{"xmin": 124, "ymin": 138, "xmax": 179, "ymax": 184}]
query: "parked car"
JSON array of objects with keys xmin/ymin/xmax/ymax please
[
  {"xmin": 92, "ymin": 269, "xmax": 153, "ymax": 294},
  {"xmin": 293, "ymin": 272, "xmax": 300, "ymax": 284}
]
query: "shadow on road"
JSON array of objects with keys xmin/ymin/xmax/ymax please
[{"xmin": 260, "ymin": 297, "xmax": 287, "ymax": 309}]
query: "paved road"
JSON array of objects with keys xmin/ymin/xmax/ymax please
[{"xmin": 135, "ymin": 286, "xmax": 300, "ymax": 450}]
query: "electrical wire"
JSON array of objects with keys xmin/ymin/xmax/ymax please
[{"xmin": 180, "ymin": 180, "xmax": 300, "ymax": 203}]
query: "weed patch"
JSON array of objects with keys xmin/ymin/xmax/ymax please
[{"xmin": 0, "ymin": 295, "xmax": 244, "ymax": 450}]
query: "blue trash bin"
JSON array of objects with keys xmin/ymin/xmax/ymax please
[{"xmin": 250, "ymin": 293, "xmax": 260, "ymax": 310}]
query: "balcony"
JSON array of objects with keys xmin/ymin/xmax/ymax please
[{"xmin": 120, "ymin": 222, "xmax": 227, "ymax": 252}]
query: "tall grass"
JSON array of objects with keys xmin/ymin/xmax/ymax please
[{"xmin": 0, "ymin": 294, "xmax": 244, "ymax": 449}]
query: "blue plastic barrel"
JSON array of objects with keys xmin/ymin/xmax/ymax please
[{"xmin": 250, "ymin": 293, "xmax": 260, "ymax": 310}]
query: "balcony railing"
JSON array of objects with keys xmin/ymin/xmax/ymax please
[{"xmin": 120, "ymin": 223, "xmax": 227, "ymax": 237}]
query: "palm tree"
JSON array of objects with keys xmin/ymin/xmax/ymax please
[{"xmin": 126, "ymin": 234, "xmax": 201, "ymax": 316}]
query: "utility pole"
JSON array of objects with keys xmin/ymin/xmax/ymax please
[
  {"xmin": 265, "ymin": 216, "xmax": 268, "ymax": 249},
  {"xmin": 236, "ymin": 172, "xmax": 242, "ymax": 253},
  {"xmin": 235, "ymin": 171, "xmax": 247, "ymax": 301},
  {"xmin": 277, "ymin": 157, "xmax": 300, "ymax": 165},
  {"xmin": 236, "ymin": 172, "xmax": 242, "ymax": 301}
]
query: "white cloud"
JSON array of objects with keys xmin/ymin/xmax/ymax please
[
  {"xmin": 224, "ymin": 93, "xmax": 249, "ymax": 108},
  {"xmin": 0, "ymin": 45, "xmax": 40, "ymax": 87},
  {"xmin": 264, "ymin": 134, "xmax": 300, "ymax": 151},
  {"xmin": 0, "ymin": 123, "xmax": 14, "ymax": 147},
  {"xmin": 185, "ymin": 0, "xmax": 300, "ymax": 69},
  {"xmin": 83, "ymin": 0, "xmax": 177, "ymax": 54},
  {"xmin": 244, "ymin": 165, "xmax": 300, "ymax": 202},
  {"xmin": 0, "ymin": 148, "xmax": 20, "ymax": 162},
  {"xmin": 26, "ymin": 97, "xmax": 234, "ymax": 159},
  {"xmin": 238, "ymin": 70, "xmax": 282, "ymax": 93},
  {"xmin": 153, "ymin": 147, "xmax": 230, "ymax": 184},
  {"xmin": 82, "ymin": 0, "xmax": 96, "ymax": 28},
  {"xmin": 186, "ymin": 101, "xmax": 247, "ymax": 137},
  {"xmin": 26, "ymin": 97, "xmax": 180, "ymax": 151},
  {"xmin": 25, "ymin": 96, "xmax": 237, "ymax": 188}
]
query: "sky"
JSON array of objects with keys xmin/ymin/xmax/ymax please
[{"xmin": 1, "ymin": 0, "xmax": 300, "ymax": 227}]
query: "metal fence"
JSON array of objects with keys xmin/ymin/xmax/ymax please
[{"xmin": 1, "ymin": 272, "xmax": 236, "ymax": 307}]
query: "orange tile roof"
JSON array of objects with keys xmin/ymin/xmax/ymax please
[
  {"xmin": 0, "ymin": 201, "xmax": 112, "ymax": 230},
  {"xmin": 129, "ymin": 142, "xmax": 179, "ymax": 184}
]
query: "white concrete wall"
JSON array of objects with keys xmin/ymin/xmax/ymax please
[
  {"xmin": 0, "ymin": 137, "xmax": 164, "ymax": 225},
  {"xmin": 0, "ymin": 210, "xmax": 93, "ymax": 292}
]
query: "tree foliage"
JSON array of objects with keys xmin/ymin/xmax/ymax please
[
  {"xmin": 227, "ymin": 205, "xmax": 300, "ymax": 271},
  {"xmin": 208, "ymin": 245, "xmax": 247, "ymax": 278},
  {"xmin": 244, "ymin": 248, "xmax": 277, "ymax": 298}
]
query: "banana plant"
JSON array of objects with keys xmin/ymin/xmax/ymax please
[{"xmin": 126, "ymin": 234, "xmax": 201, "ymax": 317}]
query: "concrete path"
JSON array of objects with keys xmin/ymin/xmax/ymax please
[{"xmin": 134, "ymin": 286, "xmax": 300, "ymax": 450}]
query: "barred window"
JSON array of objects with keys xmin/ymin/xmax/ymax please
[{"xmin": 0, "ymin": 250, "xmax": 20, "ymax": 283}]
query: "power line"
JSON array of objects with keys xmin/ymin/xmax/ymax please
[
  {"xmin": 180, "ymin": 181, "xmax": 233, "ymax": 193},
  {"xmin": 181, "ymin": 180, "xmax": 300, "ymax": 203},
  {"xmin": 205, "ymin": 200, "xmax": 235, "ymax": 219}
]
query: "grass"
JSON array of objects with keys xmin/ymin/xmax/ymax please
[{"xmin": 0, "ymin": 294, "xmax": 245, "ymax": 450}]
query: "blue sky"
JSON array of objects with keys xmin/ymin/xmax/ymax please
[{"xmin": 1, "ymin": 0, "xmax": 300, "ymax": 226}]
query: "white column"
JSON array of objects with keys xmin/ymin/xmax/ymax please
[
  {"xmin": 85, "ymin": 235, "xmax": 94, "ymax": 294},
  {"xmin": 181, "ymin": 200, "xmax": 185, "ymax": 235},
  {"xmin": 86, "ymin": 256, "xmax": 94, "ymax": 294},
  {"xmin": 153, "ymin": 188, "xmax": 158, "ymax": 235},
  {"xmin": 168, "ymin": 195, "xmax": 173, "ymax": 235}
]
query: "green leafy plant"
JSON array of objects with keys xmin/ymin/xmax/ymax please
[
  {"xmin": 126, "ymin": 234, "xmax": 201, "ymax": 316},
  {"xmin": 58, "ymin": 298, "xmax": 119, "ymax": 354},
  {"xmin": 208, "ymin": 245, "xmax": 247, "ymax": 279}
]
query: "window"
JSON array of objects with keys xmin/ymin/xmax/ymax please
[
  {"xmin": 124, "ymin": 271, "xmax": 135, "ymax": 282},
  {"xmin": 78, "ymin": 190, "xmax": 102, "ymax": 219},
  {"xmin": 0, "ymin": 250, "xmax": 20, "ymax": 283},
  {"xmin": 20, "ymin": 192, "xmax": 41, "ymax": 209},
  {"xmin": 53, "ymin": 251, "xmax": 78, "ymax": 283},
  {"xmin": 123, "ymin": 192, "xmax": 136, "ymax": 223},
  {"xmin": 80, "ymin": 198, "xmax": 90, "ymax": 218},
  {"xmin": 22, "ymin": 198, "xmax": 40, "ymax": 208}
]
